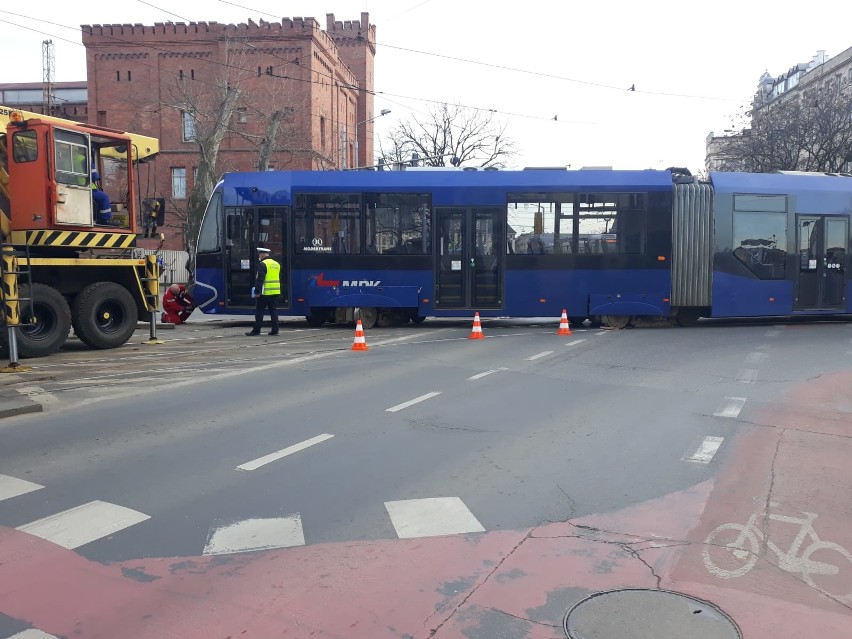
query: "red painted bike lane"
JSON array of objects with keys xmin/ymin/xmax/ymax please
[{"xmin": 1, "ymin": 372, "xmax": 850, "ymax": 638}]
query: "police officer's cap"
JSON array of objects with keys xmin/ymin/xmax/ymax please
[{"xmin": 256, "ymin": 247, "xmax": 271, "ymax": 253}]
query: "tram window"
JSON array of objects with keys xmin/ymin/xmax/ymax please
[
  {"xmin": 365, "ymin": 193, "xmax": 431, "ymax": 255},
  {"xmin": 732, "ymin": 211, "xmax": 787, "ymax": 279},
  {"xmin": 577, "ymin": 192, "xmax": 646, "ymax": 255},
  {"xmin": 295, "ymin": 193, "xmax": 361, "ymax": 254},
  {"xmin": 507, "ymin": 194, "xmax": 574, "ymax": 254},
  {"xmin": 197, "ymin": 191, "xmax": 223, "ymax": 252}
]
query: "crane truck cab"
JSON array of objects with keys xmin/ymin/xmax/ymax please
[{"xmin": 1, "ymin": 107, "xmax": 162, "ymax": 358}]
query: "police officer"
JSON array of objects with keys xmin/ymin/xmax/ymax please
[{"xmin": 245, "ymin": 247, "xmax": 281, "ymax": 336}]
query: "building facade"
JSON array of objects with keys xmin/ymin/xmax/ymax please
[
  {"xmin": 82, "ymin": 13, "xmax": 376, "ymax": 249},
  {"xmin": 0, "ymin": 81, "xmax": 89, "ymax": 122},
  {"xmin": 706, "ymin": 46, "xmax": 852, "ymax": 173}
]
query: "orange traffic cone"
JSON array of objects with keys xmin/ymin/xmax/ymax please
[
  {"xmin": 557, "ymin": 309, "xmax": 572, "ymax": 336},
  {"xmin": 469, "ymin": 312, "xmax": 485, "ymax": 339},
  {"xmin": 351, "ymin": 319, "xmax": 369, "ymax": 351}
]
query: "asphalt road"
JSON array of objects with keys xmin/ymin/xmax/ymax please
[{"xmin": 1, "ymin": 316, "xmax": 851, "ymax": 638}]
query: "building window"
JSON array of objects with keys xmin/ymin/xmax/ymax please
[
  {"xmin": 127, "ymin": 70, "xmax": 132, "ymax": 81},
  {"xmin": 191, "ymin": 69, "xmax": 195, "ymax": 80},
  {"xmin": 236, "ymin": 108, "xmax": 247, "ymax": 124},
  {"xmin": 171, "ymin": 167, "xmax": 187, "ymax": 199},
  {"xmin": 181, "ymin": 110, "xmax": 196, "ymax": 142},
  {"xmin": 116, "ymin": 71, "xmax": 120, "ymax": 81},
  {"xmin": 97, "ymin": 111, "xmax": 107, "ymax": 127},
  {"xmin": 320, "ymin": 116, "xmax": 326, "ymax": 151}
]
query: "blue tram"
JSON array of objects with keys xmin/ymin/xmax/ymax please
[{"xmin": 192, "ymin": 167, "xmax": 851, "ymax": 328}]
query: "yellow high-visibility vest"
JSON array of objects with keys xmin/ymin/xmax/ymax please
[{"xmin": 261, "ymin": 258, "xmax": 281, "ymax": 296}]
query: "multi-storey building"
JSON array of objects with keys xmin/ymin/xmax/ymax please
[
  {"xmin": 0, "ymin": 81, "xmax": 89, "ymax": 122},
  {"xmin": 82, "ymin": 13, "xmax": 376, "ymax": 249},
  {"xmin": 706, "ymin": 46, "xmax": 852, "ymax": 173}
]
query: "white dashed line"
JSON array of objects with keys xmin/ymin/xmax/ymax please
[
  {"xmin": 765, "ymin": 329, "xmax": 782, "ymax": 337},
  {"xmin": 0, "ymin": 475, "xmax": 44, "ymax": 502},
  {"xmin": 736, "ymin": 369, "xmax": 758, "ymax": 384},
  {"xmin": 745, "ymin": 352, "xmax": 767, "ymax": 364},
  {"xmin": 236, "ymin": 434, "xmax": 335, "ymax": 471},
  {"xmin": 526, "ymin": 350, "xmax": 554, "ymax": 361},
  {"xmin": 684, "ymin": 436, "xmax": 725, "ymax": 463},
  {"xmin": 16, "ymin": 501, "xmax": 150, "ymax": 549},
  {"xmin": 8, "ymin": 630, "xmax": 59, "ymax": 639},
  {"xmin": 385, "ymin": 497, "xmax": 485, "ymax": 539},
  {"xmin": 714, "ymin": 397, "xmax": 747, "ymax": 419},
  {"xmin": 565, "ymin": 339, "xmax": 586, "ymax": 347},
  {"xmin": 386, "ymin": 392, "xmax": 441, "ymax": 413},
  {"xmin": 203, "ymin": 515, "xmax": 305, "ymax": 555},
  {"xmin": 467, "ymin": 368, "xmax": 507, "ymax": 381}
]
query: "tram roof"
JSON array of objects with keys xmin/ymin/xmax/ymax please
[
  {"xmin": 219, "ymin": 168, "xmax": 675, "ymax": 206},
  {"xmin": 711, "ymin": 170, "xmax": 852, "ymax": 194}
]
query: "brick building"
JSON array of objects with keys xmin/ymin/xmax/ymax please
[{"xmin": 82, "ymin": 13, "xmax": 376, "ymax": 249}]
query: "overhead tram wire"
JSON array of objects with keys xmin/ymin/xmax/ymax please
[
  {"xmin": 4, "ymin": 10, "xmax": 582, "ymax": 127},
  {"xmin": 214, "ymin": 0, "xmax": 741, "ymax": 104}
]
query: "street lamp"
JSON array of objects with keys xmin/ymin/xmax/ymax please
[{"xmin": 354, "ymin": 108, "xmax": 391, "ymax": 169}]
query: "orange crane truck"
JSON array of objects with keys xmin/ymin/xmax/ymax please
[{"xmin": 1, "ymin": 106, "xmax": 162, "ymax": 361}]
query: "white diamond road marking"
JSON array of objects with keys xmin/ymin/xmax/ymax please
[
  {"xmin": 16, "ymin": 500, "xmax": 150, "ymax": 549},
  {"xmin": 714, "ymin": 397, "xmax": 747, "ymax": 419},
  {"xmin": 0, "ymin": 475, "xmax": 44, "ymax": 502},
  {"xmin": 385, "ymin": 497, "xmax": 485, "ymax": 539},
  {"xmin": 203, "ymin": 515, "xmax": 305, "ymax": 555},
  {"xmin": 386, "ymin": 392, "xmax": 441, "ymax": 413},
  {"xmin": 684, "ymin": 436, "xmax": 725, "ymax": 463},
  {"xmin": 8, "ymin": 630, "xmax": 59, "ymax": 639},
  {"xmin": 236, "ymin": 434, "xmax": 334, "ymax": 471}
]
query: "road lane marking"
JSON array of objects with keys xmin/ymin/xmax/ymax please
[
  {"xmin": 236, "ymin": 434, "xmax": 335, "ymax": 471},
  {"xmin": 745, "ymin": 352, "xmax": 767, "ymax": 364},
  {"xmin": 595, "ymin": 331, "xmax": 608, "ymax": 336},
  {"xmin": 15, "ymin": 386, "xmax": 59, "ymax": 406},
  {"xmin": 386, "ymin": 392, "xmax": 441, "ymax": 413},
  {"xmin": 467, "ymin": 368, "xmax": 507, "ymax": 381},
  {"xmin": 565, "ymin": 339, "xmax": 586, "ymax": 347},
  {"xmin": 203, "ymin": 515, "xmax": 305, "ymax": 555},
  {"xmin": 714, "ymin": 397, "xmax": 747, "ymax": 419},
  {"xmin": 755, "ymin": 343, "xmax": 771, "ymax": 350},
  {"xmin": 369, "ymin": 332, "xmax": 430, "ymax": 347},
  {"xmin": 8, "ymin": 631, "xmax": 59, "ymax": 639},
  {"xmin": 16, "ymin": 501, "xmax": 150, "ymax": 549},
  {"xmin": 0, "ymin": 475, "xmax": 44, "ymax": 502},
  {"xmin": 684, "ymin": 436, "xmax": 725, "ymax": 463},
  {"xmin": 526, "ymin": 350, "xmax": 554, "ymax": 361},
  {"xmin": 736, "ymin": 369, "xmax": 758, "ymax": 384},
  {"xmin": 385, "ymin": 497, "xmax": 485, "ymax": 539}
]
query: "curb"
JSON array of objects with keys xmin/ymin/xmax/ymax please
[{"xmin": 0, "ymin": 396, "xmax": 43, "ymax": 419}]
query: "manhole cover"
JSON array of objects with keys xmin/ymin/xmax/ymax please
[{"xmin": 564, "ymin": 589, "xmax": 741, "ymax": 639}]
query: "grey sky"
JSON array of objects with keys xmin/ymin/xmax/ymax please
[{"xmin": 3, "ymin": 0, "xmax": 850, "ymax": 173}]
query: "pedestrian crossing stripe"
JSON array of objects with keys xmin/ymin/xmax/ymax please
[{"xmin": 15, "ymin": 500, "xmax": 150, "ymax": 549}]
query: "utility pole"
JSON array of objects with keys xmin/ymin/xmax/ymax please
[{"xmin": 42, "ymin": 39, "xmax": 55, "ymax": 116}]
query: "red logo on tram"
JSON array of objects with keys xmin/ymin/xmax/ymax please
[{"xmin": 312, "ymin": 272, "xmax": 341, "ymax": 287}]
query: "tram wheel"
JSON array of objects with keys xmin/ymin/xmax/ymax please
[
  {"xmin": 601, "ymin": 315, "xmax": 633, "ymax": 330},
  {"xmin": 358, "ymin": 307, "xmax": 378, "ymax": 329}
]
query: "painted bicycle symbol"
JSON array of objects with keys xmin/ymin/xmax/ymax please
[{"xmin": 703, "ymin": 505, "xmax": 852, "ymax": 603}]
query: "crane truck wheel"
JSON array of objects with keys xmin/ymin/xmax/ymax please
[
  {"xmin": 0, "ymin": 284, "xmax": 72, "ymax": 358},
  {"xmin": 72, "ymin": 282, "xmax": 138, "ymax": 349}
]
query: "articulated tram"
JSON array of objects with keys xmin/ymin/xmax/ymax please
[{"xmin": 192, "ymin": 167, "xmax": 851, "ymax": 328}]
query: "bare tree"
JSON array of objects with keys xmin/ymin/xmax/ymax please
[
  {"xmin": 719, "ymin": 79, "xmax": 852, "ymax": 173},
  {"xmin": 379, "ymin": 103, "xmax": 518, "ymax": 169}
]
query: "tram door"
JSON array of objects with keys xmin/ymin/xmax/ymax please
[
  {"xmin": 435, "ymin": 207, "xmax": 504, "ymax": 309},
  {"xmin": 795, "ymin": 216, "xmax": 848, "ymax": 310},
  {"xmin": 225, "ymin": 206, "xmax": 289, "ymax": 308}
]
